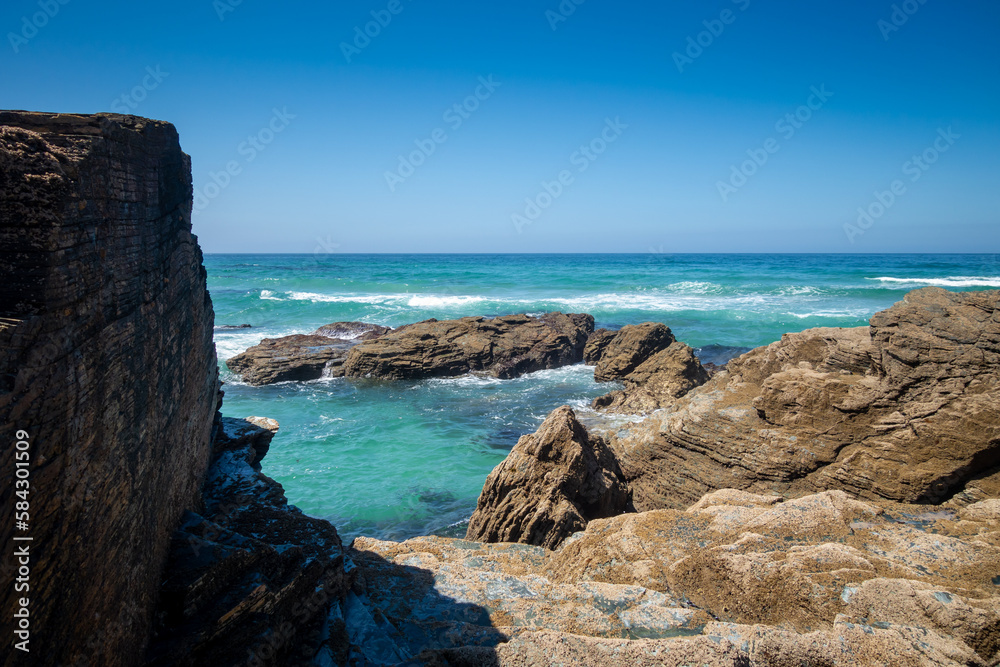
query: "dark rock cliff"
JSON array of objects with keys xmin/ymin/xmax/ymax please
[{"xmin": 0, "ymin": 112, "xmax": 219, "ymax": 667}]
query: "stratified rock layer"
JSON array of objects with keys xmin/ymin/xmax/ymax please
[
  {"xmin": 612, "ymin": 288, "xmax": 1000, "ymax": 511},
  {"xmin": 466, "ymin": 406, "xmax": 631, "ymax": 549},
  {"xmin": 343, "ymin": 312, "xmax": 595, "ymax": 380},
  {"xmin": 226, "ymin": 322, "xmax": 390, "ymax": 385},
  {"xmin": 593, "ymin": 341, "xmax": 710, "ymax": 413},
  {"xmin": 0, "ymin": 112, "xmax": 218, "ymax": 667},
  {"xmin": 592, "ymin": 322, "xmax": 676, "ymax": 382},
  {"xmin": 146, "ymin": 411, "xmax": 351, "ymax": 667}
]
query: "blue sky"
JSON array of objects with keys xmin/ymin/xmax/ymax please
[{"xmin": 2, "ymin": 0, "xmax": 998, "ymax": 253}]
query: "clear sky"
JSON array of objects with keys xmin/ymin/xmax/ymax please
[{"xmin": 2, "ymin": 0, "xmax": 998, "ymax": 253}]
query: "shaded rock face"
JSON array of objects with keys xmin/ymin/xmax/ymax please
[
  {"xmin": 353, "ymin": 488, "xmax": 1000, "ymax": 666},
  {"xmin": 583, "ymin": 328, "xmax": 617, "ymax": 364},
  {"xmin": 146, "ymin": 410, "xmax": 351, "ymax": 667},
  {"xmin": 593, "ymin": 341, "xmax": 710, "ymax": 413},
  {"xmin": 612, "ymin": 288, "xmax": 1000, "ymax": 511},
  {"xmin": 592, "ymin": 322, "xmax": 676, "ymax": 382},
  {"xmin": 465, "ymin": 406, "xmax": 631, "ymax": 550},
  {"xmin": 343, "ymin": 312, "xmax": 595, "ymax": 380},
  {"xmin": 226, "ymin": 322, "xmax": 390, "ymax": 385},
  {"xmin": 0, "ymin": 112, "xmax": 218, "ymax": 667}
]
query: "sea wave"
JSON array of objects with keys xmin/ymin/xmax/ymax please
[
  {"xmin": 866, "ymin": 276, "xmax": 1000, "ymax": 288},
  {"xmin": 407, "ymin": 295, "xmax": 486, "ymax": 308}
]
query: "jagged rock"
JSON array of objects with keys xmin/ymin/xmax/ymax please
[
  {"xmin": 226, "ymin": 321, "xmax": 389, "ymax": 385},
  {"xmin": 147, "ymin": 411, "xmax": 351, "ymax": 667},
  {"xmin": 0, "ymin": 112, "xmax": 219, "ymax": 667},
  {"xmin": 593, "ymin": 342, "xmax": 710, "ymax": 413},
  {"xmin": 343, "ymin": 312, "xmax": 594, "ymax": 380},
  {"xmin": 610, "ymin": 288, "xmax": 1000, "ymax": 511},
  {"xmin": 583, "ymin": 328, "xmax": 617, "ymax": 364},
  {"xmin": 592, "ymin": 323, "xmax": 676, "ymax": 382},
  {"xmin": 465, "ymin": 406, "xmax": 631, "ymax": 550}
]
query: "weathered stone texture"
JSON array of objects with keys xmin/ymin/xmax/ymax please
[{"xmin": 0, "ymin": 112, "xmax": 218, "ymax": 667}]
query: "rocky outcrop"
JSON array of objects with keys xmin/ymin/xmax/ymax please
[
  {"xmin": 611, "ymin": 288, "xmax": 1000, "ymax": 511},
  {"xmin": 351, "ymin": 488, "xmax": 1000, "ymax": 666},
  {"xmin": 0, "ymin": 112, "xmax": 219, "ymax": 667},
  {"xmin": 146, "ymin": 409, "xmax": 352, "ymax": 667},
  {"xmin": 226, "ymin": 322, "xmax": 390, "ymax": 385},
  {"xmin": 465, "ymin": 406, "xmax": 631, "ymax": 550},
  {"xmin": 583, "ymin": 328, "xmax": 617, "ymax": 364},
  {"xmin": 588, "ymin": 323, "xmax": 710, "ymax": 413},
  {"xmin": 593, "ymin": 342, "xmax": 710, "ymax": 413},
  {"xmin": 592, "ymin": 322, "xmax": 676, "ymax": 382},
  {"xmin": 343, "ymin": 312, "xmax": 594, "ymax": 380}
]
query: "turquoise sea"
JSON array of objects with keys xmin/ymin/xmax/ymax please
[{"xmin": 207, "ymin": 253, "xmax": 1000, "ymax": 542}]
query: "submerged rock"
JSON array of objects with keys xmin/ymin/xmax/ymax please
[
  {"xmin": 465, "ymin": 406, "xmax": 631, "ymax": 550},
  {"xmin": 612, "ymin": 287, "xmax": 1000, "ymax": 511},
  {"xmin": 343, "ymin": 312, "xmax": 594, "ymax": 380},
  {"xmin": 226, "ymin": 321, "xmax": 390, "ymax": 385}
]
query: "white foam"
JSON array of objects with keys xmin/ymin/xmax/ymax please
[
  {"xmin": 407, "ymin": 295, "xmax": 486, "ymax": 308},
  {"xmin": 786, "ymin": 309, "xmax": 872, "ymax": 319},
  {"xmin": 260, "ymin": 289, "xmax": 282, "ymax": 300},
  {"xmin": 867, "ymin": 276, "xmax": 1000, "ymax": 288}
]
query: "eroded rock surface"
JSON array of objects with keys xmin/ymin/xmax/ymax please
[
  {"xmin": 226, "ymin": 321, "xmax": 390, "ymax": 385},
  {"xmin": 343, "ymin": 312, "xmax": 594, "ymax": 380},
  {"xmin": 0, "ymin": 112, "xmax": 219, "ymax": 667},
  {"xmin": 465, "ymin": 406, "xmax": 631, "ymax": 550},
  {"xmin": 351, "ymin": 488, "xmax": 1000, "ymax": 666},
  {"xmin": 594, "ymin": 341, "xmax": 710, "ymax": 413},
  {"xmin": 611, "ymin": 288, "xmax": 1000, "ymax": 511}
]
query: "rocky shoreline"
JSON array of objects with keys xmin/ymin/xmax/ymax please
[{"xmin": 3, "ymin": 112, "xmax": 998, "ymax": 666}]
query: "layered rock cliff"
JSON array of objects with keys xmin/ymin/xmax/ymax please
[
  {"xmin": 610, "ymin": 287, "xmax": 1000, "ymax": 511},
  {"xmin": 0, "ymin": 112, "xmax": 219, "ymax": 667}
]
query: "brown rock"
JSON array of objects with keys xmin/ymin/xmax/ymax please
[
  {"xmin": 465, "ymin": 406, "xmax": 631, "ymax": 549},
  {"xmin": 0, "ymin": 112, "xmax": 218, "ymax": 667},
  {"xmin": 593, "ymin": 341, "xmax": 710, "ymax": 413},
  {"xmin": 583, "ymin": 328, "xmax": 616, "ymax": 364},
  {"xmin": 343, "ymin": 312, "xmax": 594, "ymax": 380},
  {"xmin": 592, "ymin": 323, "xmax": 675, "ymax": 382},
  {"xmin": 226, "ymin": 321, "xmax": 389, "ymax": 385},
  {"xmin": 611, "ymin": 288, "xmax": 1000, "ymax": 511}
]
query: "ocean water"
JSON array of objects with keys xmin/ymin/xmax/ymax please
[{"xmin": 207, "ymin": 253, "xmax": 1000, "ymax": 542}]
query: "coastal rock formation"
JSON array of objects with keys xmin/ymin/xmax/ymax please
[
  {"xmin": 593, "ymin": 342, "xmax": 710, "ymax": 413},
  {"xmin": 146, "ymin": 410, "xmax": 352, "ymax": 667},
  {"xmin": 343, "ymin": 312, "xmax": 594, "ymax": 380},
  {"xmin": 583, "ymin": 328, "xmax": 617, "ymax": 364},
  {"xmin": 226, "ymin": 321, "xmax": 390, "ymax": 385},
  {"xmin": 592, "ymin": 322, "xmax": 676, "ymax": 382},
  {"xmin": 611, "ymin": 287, "xmax": 1000, "ymax": 511},
  {"xmin": 587, "ymin": 323, "xmax": 710, "ymax": 413},
  {"xmin": 0, "ymin": 112, "xmax": 218, "ymax": 667},
  {"xmin": 350, "ymin": 488, "xmax": 1000, "ymax": 666},
  {"xmin": 465, "ymin": 406, "xmax": 631, "ymax": 550}
]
